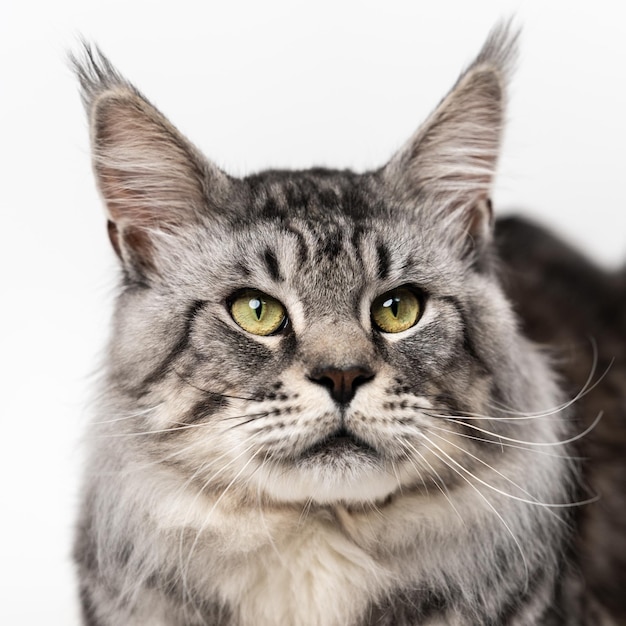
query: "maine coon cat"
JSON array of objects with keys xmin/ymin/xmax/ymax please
[
  {"xmin": 73, "ymin": 25, "xmax": 624, "ymax": 625},
  {"xmin": 496, "ymin": 218, "xmax": 626, "ymax": 623}
]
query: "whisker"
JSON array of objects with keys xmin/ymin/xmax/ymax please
[
  {"xmin": 439, "ymin": 411, "xmax": 604, "ymax": 448},
  {"xmin": 405, "ymin": 344, "xmax": 611, "ymax": 425},
  {"xmin": 485, "ymin": 344, "xmax": 611, "ymax": 420},
  {"xmin": 170, "ymin": 433, "xmax": 261, "ymax": 515},
  {"xmin": 298, "ymin": 495, "xmax": 316, "ymax": 527},
  {"xmin": 426, "ymin": 430, "xmax": 598, "ymax": 509},
  {"xmin": 91, "ymin": 404, "xmax": 164, "ymax": 424},
  {"xmin": 421, "ymin": 421, "xmax": 581, "ymax": 460},
  {"xmin": 418, "ymin": 435, "xmax": 530, "ymax": 591},
  {"xmin": 92, "ymin": 411, "xmax": 271, "ymax": 438},
  {"xmin": 226, "ymin": 413, "xmax": 271, "ymax": 430},
  {"xmin": 389, "ymin": 460, "xmax": 404, "ymax": 497},
  {"xmin": 178, "ymin": 443, "xmax": 259, "ymax": 617},
  {"xmin": 396, "ymin": 443, "xmax": 429, "ymax": 497},
  {"xmin": 184, "ymin": 452, "xmax": 260, "ymax": 569},
  {"xmin": 254, "ymin": 456, "xmax": 285, "ymax": 563},
  {"xmin": 384, "ymin": 398, "xmax": 573, "ymax": 425},
  {"xmin": 95, "ymin": 439, "xmax": 207, "ymax": 476},
  {"xmin": 398, "ymin": 439, "xmax": 466, "ymax": 525},
  {"xmin": 173, "ymin": 369, "xmax": 260, "ymax": 403}
]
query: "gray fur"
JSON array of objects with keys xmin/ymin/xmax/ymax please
[{"xmin": 74, "ymin": 24, "xmax": 607, "ymax": 625}]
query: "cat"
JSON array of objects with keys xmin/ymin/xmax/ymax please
[
  {"xmin": 496, "ymin": 218, "xmax": 626, "ymax": 623},
  {"xmin": 72, "ymin": 24, "xmax": 624, "ymax": 625}
]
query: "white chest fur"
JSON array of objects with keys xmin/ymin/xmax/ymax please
[{"xmin": 213, "ymin": 511, "xmax": 392, "ymax": 626}]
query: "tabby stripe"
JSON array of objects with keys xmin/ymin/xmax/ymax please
[
  {"xmin": 137, "ymin": 300, "xmax": 207, "ymax": 394},
  {"xmin": 284, "ymin": 181, "xmax": 307, "ymax": 209},
  {"xmin": 362, "ymin": 586, "xmax": 451, "ymax": 625},
  {"xmin": 235, "ymin": 261, "xmax": 251, "ymax": 277},
  {"xmin": 263, "ymin": 247, "xmax": 283, "ymax": 282},
  {"xmin": 440, "ymin": 295, "xmax": 491, "ymax": 376},
  {"xmin": 146, "ymin": 569, "xmax": 233, "ymax": 625},
  {"xmin": 260, "ymin": 193, "xmax": 279, "ymax": 216},
  {"xmin": 376, "ymin": 240, "xmax": 391, "ymax": 280},
  {"xmin": 79, "ymin": 585, "xmax": 104, "ymax": 626},
  {"xmin": 488, "ymin": 566, "xmax": 552, "ymax": 626},
  {"xmin": 317, "ymin": 187, "xmax": 340, "ymax": 208},
  {"xmin": 179, "ymin": 394, "xmax": 225, "ymax": 426},
  {"xmin": 284, "ymin": 223, "xmax": 310, "ymax": 265},
  {"xmin": 317, "ymin": 228, "xmax": 344, "ymax": 259},
  {"xmin": 350, "ymin": 223, "xmax": 365, "ymax": 256}
]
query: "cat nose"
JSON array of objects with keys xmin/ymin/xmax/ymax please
[{"xmin": 308, "ymin": 366, "xmax": 375, "ymax": 405}]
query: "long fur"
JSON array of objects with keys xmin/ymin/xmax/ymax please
[{"xmin": 73, "ymin": 23, "xmax": 616, "ymax": 626}]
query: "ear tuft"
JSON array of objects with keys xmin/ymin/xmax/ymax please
[
  {"xmin": 71, "ymin": 43, "xmax": 232, "ymax": 279},
  {"xmin": 383, "ymin": 21, "xmax": 519, "ymax": 251},
  {"xmin": 70, "ymin": 42, "xmax": 136, "ymax": 113}
]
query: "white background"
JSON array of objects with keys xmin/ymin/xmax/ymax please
[{"xmin": 1, "ymin": 1, "xmax": 624, "ymax": 623}]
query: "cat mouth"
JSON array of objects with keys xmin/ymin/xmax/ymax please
[{"xmin": 299, "ymin": 427, "xmax": 379, "ymax": 460}]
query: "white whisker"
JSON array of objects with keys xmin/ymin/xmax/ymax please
[
  {"xmin": 91, "ymin": 404, "xmax": 164, "ymax": 424},
  {"xmin": 441, "ymin": 411, "xmax": 604, "ymax": 448},
  {"xmin": 389, "ymin": 459, "xmax": 404, "ymax": 496},
  {"xmin": 418, "ymin": 434, "xmax": 530, "ymax": 592},
  {"xmin": 483, "ymin": 345, "xmax": 610, "ymax": 420},
  {"xmin": 421, "ymin": 421, "xmax": 580, "ymax": 460},
  {"xmin": 178, "ymin": 443, "xmax": 259, "ymax": 621},
  {"xmin": 426, "ymin": 430, "xmax": 598, "ymax": 510},
  {"xmin": 398, "ymin": 439, "xmax": 466, "ymax": 526},
  {"xmin": 92, "ymin": 411, "xmax": 270, "ymax": 438}
]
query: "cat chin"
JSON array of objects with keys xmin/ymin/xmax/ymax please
[{"xmin": 253, "ymin": 463, "xmax": 401, "ymax": 505}]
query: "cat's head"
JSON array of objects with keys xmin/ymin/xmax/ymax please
[{"xmin": 76, "ymin": 26, "xmax": 559, "ymax": 507}]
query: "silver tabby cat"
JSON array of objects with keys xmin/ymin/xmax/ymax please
[{"xmin": 73, "ymin": 25, "xmax": 612, "ymax": 625}]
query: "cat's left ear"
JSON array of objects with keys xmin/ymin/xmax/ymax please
[{"xmin": 382, "ymin": 24, "xmax": 518, "ymax": 251}]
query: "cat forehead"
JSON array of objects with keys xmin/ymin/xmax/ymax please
[
  {"xmin": 242, "ymin": 169, "xmax": 384, "ymax": 221},
  {"xmin": 160, "ymin": 209, "xmax": 464, "ymax": 305},
  {"xmin": 228, "ymin": 212, "xmax": 427, "ymax": 275},
  {"xmin": 153, "ymin": 172, "xmax": 467, "ymax": 296}
]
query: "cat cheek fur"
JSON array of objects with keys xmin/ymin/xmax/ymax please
[{"xmin": 72, "ymin": 23, "xmax": 604, "ymax": 626}]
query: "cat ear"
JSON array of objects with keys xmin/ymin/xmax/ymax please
[
  {"xmin": 73, "ymin": 45, "xmax": 232, "ymax": 278},
  {"xmin": 382, "ymin": 24, "xmax": 518, "ymax": 250}
]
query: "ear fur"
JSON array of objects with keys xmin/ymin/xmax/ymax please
[
  {"xmin": 72, "ymin": 45, "xmax": 232, "ymax": 278},
  {"xmin": 383, "ymin": 23, "xmax": 519, "ymax": 250}
]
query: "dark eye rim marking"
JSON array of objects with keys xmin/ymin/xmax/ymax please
[
  {"xmin": 370, "ymin": 284, "xmax": 425, "ymax": 334},
  {"xmin": 136, "ymin": 299, "xmax": 207, "ymax": 396},
  {"xmin": 227, "ymin": 288, "xmax": 289, "ymax": 336}
]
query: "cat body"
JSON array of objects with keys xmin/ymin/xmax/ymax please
[
  {"xmin": 497, "ymin": 218, "xmax": 626, "ymax": 622},
  {"xmin": 74, "ymin": 27, "xmax": 620, "ymax": 625}
]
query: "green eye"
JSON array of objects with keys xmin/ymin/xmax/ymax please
[
  {"xmin": 371, "ymin": 287, "xmax": 421, "ymax": 333},
  {"xmin": 230, "ymin": 289, "xmax": 287, "ymax": 336}
]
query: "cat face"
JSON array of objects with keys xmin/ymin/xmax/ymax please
[
  {"xmin": 75, "ymin": 28, "xmax": 563, "ymax": 506},
  {"xmin": 194, "ymin": 210, "xmax": 500, "ymax": 505},
  {"xmin": 99, "ymin": 180, "xmax": 529, "ymax": 507}
]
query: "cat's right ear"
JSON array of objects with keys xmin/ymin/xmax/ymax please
[{"xmin": 72, "ymin": 45, "xmax": 232, "ymax": 280}]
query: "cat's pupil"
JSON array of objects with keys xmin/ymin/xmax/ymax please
[
  {"xmin": 384, "ymin": 297, "xmax": 399, "ymax": 318},
  {"xmin": 249, "ymin": 298, "xmax": 263, "ymax": 320}
]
